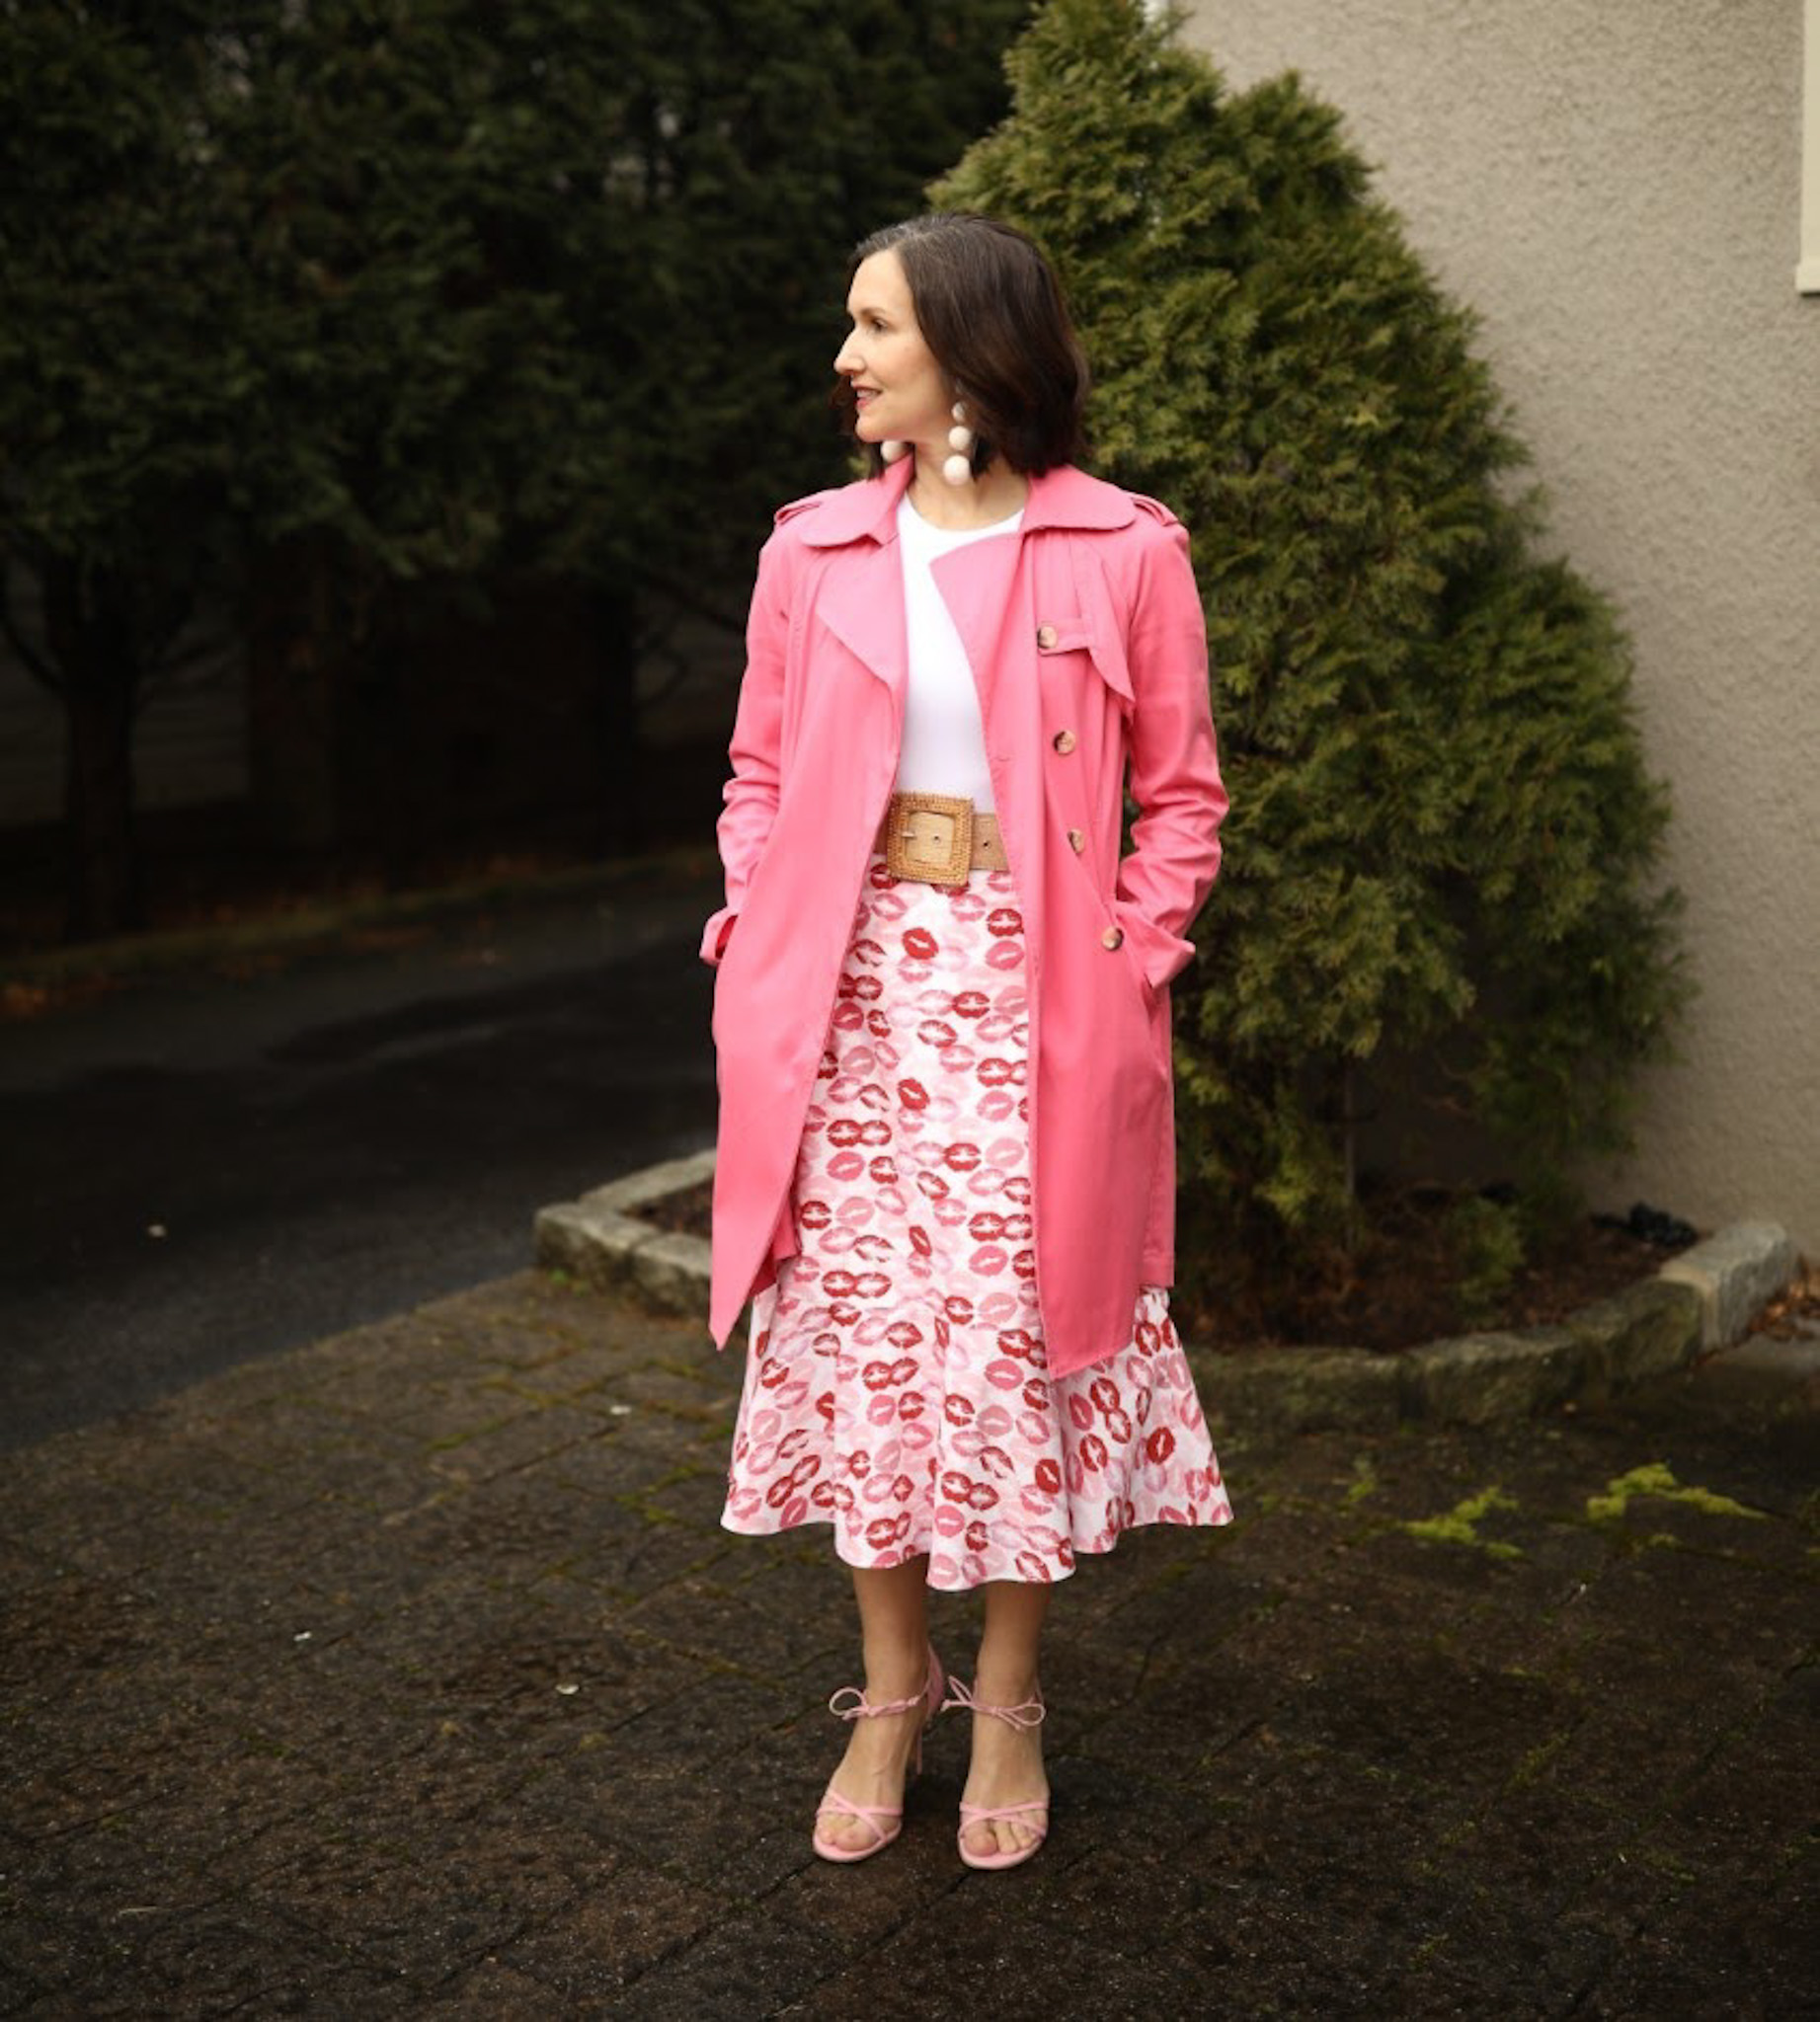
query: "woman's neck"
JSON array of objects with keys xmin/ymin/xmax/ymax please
[{"xmin": 904, "ymin": 454, "xmax": 1030, "ymax": 531}]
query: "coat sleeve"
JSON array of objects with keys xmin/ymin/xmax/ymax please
[
  {"xmin": 699, "ymin": 526, "xmax": 793, "ymax": 967},
  {"xmin": 1111, "ymin": 513, "xmax": 1228, "ymax": 995}
]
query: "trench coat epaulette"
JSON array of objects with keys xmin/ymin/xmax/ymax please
[
  {"xmin": 1124, "ymin": 490, "xmax": 1185, "ymax": 532},
  {"xmin": 772, "ymin": 488, "xmax": 844, "ymax": 528}
]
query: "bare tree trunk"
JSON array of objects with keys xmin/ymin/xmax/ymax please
[
  {"xmin": 245, "ymin": 533, "xmax": 347, "ymax": 854},
  {"xmin": 43, "ymin": 557, "xmax": 144, "ymax": 942},
  {"xmin": 591, "ymin": 583, "xmax": 643, "ymax": 858}
]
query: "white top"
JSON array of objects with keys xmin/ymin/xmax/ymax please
[{"xmin": 893, "ymin": 495, "xmax": 1024, "ymax": 813}]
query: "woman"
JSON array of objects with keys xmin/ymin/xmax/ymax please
[{"xmin": 701, "ymin": 212, "xmax": 1234, "ymax": 1871}]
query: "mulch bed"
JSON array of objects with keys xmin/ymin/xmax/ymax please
[
  {"xmin": 1748, "ymin": 1267, "xmax": 1820, "ymax": 1340},
  {"xmin": 631, "ymin": 1176, "xmax": 1699, "ymax": 1355}
]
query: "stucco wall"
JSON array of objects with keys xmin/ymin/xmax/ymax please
[{"xmin": 1186, "ymin": 0, "xmax": 1819, "ymax": 1256}]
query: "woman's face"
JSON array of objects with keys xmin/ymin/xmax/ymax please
[{"xmin": 835, "ymin": 249, "xmax": 951, "ymax": 450}]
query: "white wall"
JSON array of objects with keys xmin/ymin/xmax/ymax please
[{"xmin": 1187, "ymin": 0, "xmax": 1820, "ymax": 1255}]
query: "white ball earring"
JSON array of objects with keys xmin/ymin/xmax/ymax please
[
  {"xmin": 880, "ymin": 439, "xmax": 909, "ymax": 464},
  {"xmin": 942, "ymin": 400, "xmax": 976, "ymax": 487}
]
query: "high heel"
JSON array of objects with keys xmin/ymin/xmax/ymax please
[
  {"xmin": 811, "ymin": 1643, "xmax": 946, "ymax": 1862},
  {"xmin": 940, "ymin": 1674, "xmax": 1050, "ymax": 1871}
]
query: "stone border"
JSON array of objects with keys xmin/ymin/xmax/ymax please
[
  {"xmin": 532, "ymin": 1152, "xmax": 1801, "ymax": 1432},
  {"xmin": 534, "ymin": 1147, "xmax": 719, "ymax": 1318}
]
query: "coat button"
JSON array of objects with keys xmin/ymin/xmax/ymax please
[
  {"xmin": 1101, "ymin": 926, "xmax": 1124, "ymax": 951},
  {"xmin": 1067, "ymin": 827, "xmax": 1085, "ymax": 853},
  {"xmin": 1036, "ymin": 624, "xmax": 1058, "ymax": 650},
  {"xmin": 1052, "ymin": 729, "xmax": 1076, "ymax": 754}
]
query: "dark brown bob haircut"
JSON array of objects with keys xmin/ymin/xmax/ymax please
[{"xmin": 834, "ymin": 212, "xmax": 1089, "ymax": 480}]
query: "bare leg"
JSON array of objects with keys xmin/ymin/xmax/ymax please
[
  {"xmin": 960, "ymin": 1579, "xmax": 1053, "ymax": 1859},
  {"xmin": 817, "ymin": 1556, "xmax": 935, "ymax": 1853}
]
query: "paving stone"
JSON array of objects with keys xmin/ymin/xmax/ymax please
[
  {"xmin": 1150, "ymin": 1750, "xmax": 1482, "ymax": 2005},
  {"xmin": 1697, "ymin": 1361, "xmax": 1820, "ymax": 1443},
  {"xmin": 487, "ymin": 1858, "xmax": 727, "ymax": 2003},
  {"xmin": 1197, "ymin": 1344, "xmax": 1403, "ymax": 1435},
  {"xmin": 620, "ymin": 1571, "xmax": 848, "ymax": 1676},
  {"xmin": 242, "ymin": 1815, "xmax": 594, "ymax": 1988},
  {"xmin": 434, "ymin": 1958, "xmax": 569, "ymax": 2013},
  {"xmin": 50, "ymin": 1906, "xmax": 405, "ymax": 2019},
  {"xmin": 1577, "ymin": 1864, "xmax": 1813, "ymax": 2019},
  {"xmin": 0, "ymin": 1471, "xmax": 173, "ymax": 1584},
  {"xmin": 1275, "ymin": 1645, "xmax": 1575, "ymax": 1800},
  {"xmin": 593, "ymin": 1669, "xmax": 806, "ymax": 1764},
  {"xmin": 552, "ymin": 1505, "xmax": 742, "ymax": 1602},
  {"xmin": 607, "ymin": 1901, "xmax": 850, "ymax": 2017},
  {"xmin": 418, "ymin": 1401, "xmax": 606, "ymax": 1486},
  {"xmin": 542, "ymin": 1422, "xmax": 721, "ymax": 1501},
  {"xmin": 801, "ymin": 1898, "xmax": 1191, "ymax": 2016},
  {"xmin": 1645, "ymin": 1659, "xmax": 1820, "ymax": 1870},
  {"xmin": 3, "ymin": 1268, "xmax": 1813, "ymax": 2013}
]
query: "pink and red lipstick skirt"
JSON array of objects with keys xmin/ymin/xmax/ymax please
[{"xmin": 721, "ymin": 852, "xmax": 1234, "ymax": 1591}]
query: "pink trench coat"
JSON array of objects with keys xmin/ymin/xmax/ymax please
[{"xmin": 700, "ymin": 456, "xmax": 1228, "ymax": 1383}]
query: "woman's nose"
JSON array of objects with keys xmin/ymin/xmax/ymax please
[{"xmin": 833, "ymin": 335, "xmax": 862, "ymax": 376}]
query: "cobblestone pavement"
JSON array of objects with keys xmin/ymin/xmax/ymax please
[{"xmin": 2, "ymin": 1271, "xmax": 1813, "ymax": 2018}]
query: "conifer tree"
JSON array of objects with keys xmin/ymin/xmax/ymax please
[
  {"xmin": 0, "ymin": 0, "xmax": 1028, "ymax": 935},
  {"xmin": 936, "ymin": 0, "xmax": 1688, "ymax": 1321}
]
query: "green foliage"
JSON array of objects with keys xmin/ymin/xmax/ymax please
[
  {"xmin": 1, "ymin": 0, "xmax": 1030, "ymax": 587},
  {"xmin": 214, "ymin": 0, "xmax": 1034, "ymax": 582},
  {"xmin": 937, "ymin": 0, "xmax": 1689, "ymax": 1311},
  {"xmin": 0, "ymin": 0, "xmax": 1028, "ymax": 931},
  {"xmin": 575, "ymin": 0, "xmax": 1036, "ymax": 584},
  {"xmin": 1444, "ymin": 1195, "xmax": 1526, "ymax": 1330},
  {"xmin": 0, "ymin": 7, "xmax": 240, "ymax": 641}
]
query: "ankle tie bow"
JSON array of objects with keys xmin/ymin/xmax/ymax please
[{"xmin": 938, "ymin": 1675, "xmax": 1047, "ymax": 1730}]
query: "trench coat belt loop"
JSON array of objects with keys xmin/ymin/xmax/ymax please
[{"xmin": 873, "ymin": 790, "xmax": 1008, "ymax": 885}]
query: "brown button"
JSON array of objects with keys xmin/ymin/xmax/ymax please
[
  {"xmin": 1052, "ymin": 729, "xmax": 1076, "ymax": 754},
  {"xmin": 1067, "ymin": 827, "xmax": 1085, "ymax": 853},
  {"xmin": 1035, "ymin": 624, "xmax": 1059, "ymax": 650},
  {"xmin": 1101, "ymin": 926, "xmax": 1124, "ymax": 951}
]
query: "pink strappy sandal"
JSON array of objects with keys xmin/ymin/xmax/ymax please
[
  {"xmin": 811, "ymin": 1643, "xmax": 946, "ymax": 1863},
  {"xmin": 940, "ymin": 1675, "xmax": 1050, "ymax": 1871}
]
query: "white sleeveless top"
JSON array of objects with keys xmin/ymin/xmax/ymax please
[{"xmin": 893, "ymin": 495, "xmax": 1024, "ymax": 813}]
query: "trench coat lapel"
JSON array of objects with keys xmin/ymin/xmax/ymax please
[
  {"xmin": 923, "ymin": 464, "xmax": 1133, "ymax": 718},
  {"xmin": 793, "ymin": 461, "xmax": 1132, "ymax": 703},
  {"xmin": 814, "ymin": 538, "xmax": 907, "ymax": 699},
  {"xmin": 796, "ymin": 455, "xmax": 912, "ymax": 697}
]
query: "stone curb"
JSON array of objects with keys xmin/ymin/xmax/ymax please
[
  {"xmin": 533, "ymin": 1147, "xmax": 718, "ymax": 1317},
  {"xmin": 1659, "ymin": 1221, "xmax": 1801, "ymax": 1351},
  {"xmin": 531, "ymin": 1153, "xmax": 1802, "ymax": 1433}
]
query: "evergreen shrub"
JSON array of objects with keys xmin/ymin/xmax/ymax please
[{"xmin": 935, "ymin": 0, "xmax": 1689, "ymax": 1330}]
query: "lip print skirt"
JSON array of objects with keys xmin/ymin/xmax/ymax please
[{"xmin": 720, "ymin": 852, "xmax": 1234, "ymax": 1592}]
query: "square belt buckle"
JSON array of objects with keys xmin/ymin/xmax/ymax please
[{"xmin": 887, "ymin": 791, "xmax": 974, "ymax": 887}]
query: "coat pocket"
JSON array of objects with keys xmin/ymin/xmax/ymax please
[
  {"xmin": 1056, "ymin": 832, "xmax": 1158, "ymax": 1016},
  {"xmin": 1112, "ymin": 896, "xmax": 1195, "ymax": 1004},
  {"xmin": 1113, "ymin": 914, "xmax": 1158, "ymax": 1014}
]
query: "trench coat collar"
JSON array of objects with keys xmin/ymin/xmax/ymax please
[{"xmin": 788, "ymin": 458, "xmax": 1137, "ymax": 548}]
